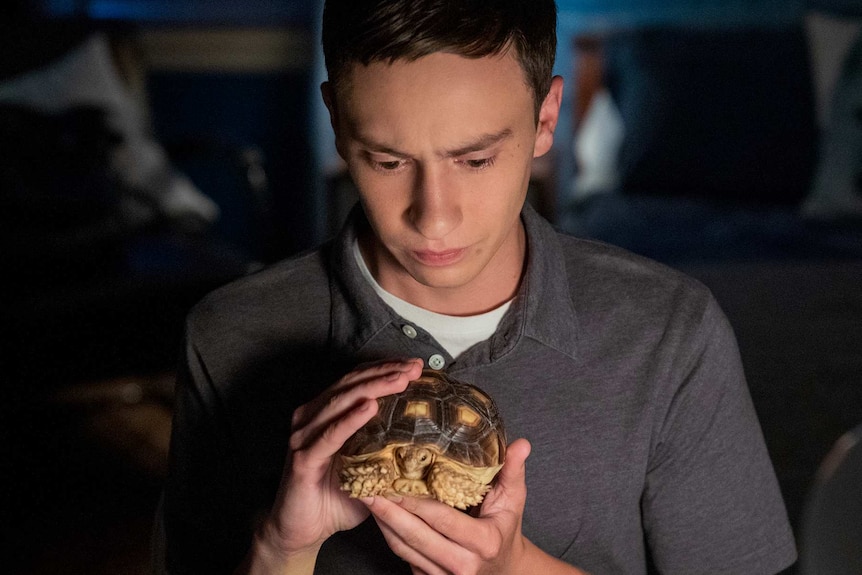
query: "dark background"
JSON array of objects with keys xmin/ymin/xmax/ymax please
[{"xmin": 2, "ymin": 1, "xmax": 861, "ymax": 573}]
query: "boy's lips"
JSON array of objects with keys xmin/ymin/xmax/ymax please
[{"xmin": 412, "ymin": 247, "xmax": 467, "ymax": 266}]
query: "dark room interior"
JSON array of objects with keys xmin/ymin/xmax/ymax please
[{"xmin": 2, "ymin": 0, "xmax": 861, "ymax": 573}]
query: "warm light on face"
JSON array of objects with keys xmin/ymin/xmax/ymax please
[{"xmin": 327, "ymin": 51, "xmax": 561, "ymax": 315}]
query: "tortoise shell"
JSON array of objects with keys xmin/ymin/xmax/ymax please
[{"xmin": 341, "ymin": 369, "xmax": 507, "ymax": 467}]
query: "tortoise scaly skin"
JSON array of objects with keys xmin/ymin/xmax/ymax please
[{"xmin": 339, "ymin": 369, "xmax": 507, "ymax": 509}]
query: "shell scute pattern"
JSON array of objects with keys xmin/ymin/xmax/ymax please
[{"xmin": 339, "ymin": 369, "xmax": 507, "ymax": 509}]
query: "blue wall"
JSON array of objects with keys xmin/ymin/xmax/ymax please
[
  {"xmin": 40, "ymin": 0, "xmax": 315, "ymax": 25},
  {"xmin": 557, "ymin": 0, "xmax": 806, "ymax": 33},
  {"xmin": 146, "ymin": 70, "xmax": 314, "ymax": 259}
]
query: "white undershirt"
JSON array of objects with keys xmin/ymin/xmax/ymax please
[{"xmin": 353, "ymin": 239, "xmax": 512, "ymax": 359}]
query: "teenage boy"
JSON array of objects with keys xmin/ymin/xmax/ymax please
[{"xmin": 161, "ymin": 1, "xmax": 797, "ymax": 574}]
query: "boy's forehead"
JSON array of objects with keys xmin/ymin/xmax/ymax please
[
  {"xmin": 335, "ymin": 51, "xmax": 533, "ymax": 108},
  {"xmin": 333, "ymin": 53, "xmax": 535, "ymax": 148}
]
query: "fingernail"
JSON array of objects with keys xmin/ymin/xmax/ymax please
[
  {"xmin": 384, "ymin": 494, "xmax": 403, "ymax": 504},
  {"xmin": 359, "ymin": 496, "xmax": 374, "ymax": 505}
]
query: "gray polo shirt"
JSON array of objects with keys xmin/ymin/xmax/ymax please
[{"xmin": 164, "ymin": 204, "xmax": 796, "ymax": 574}]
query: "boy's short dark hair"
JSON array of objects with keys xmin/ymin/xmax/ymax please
[{"xmin": 322, "ymin": 0, "xmax": 557, "ymax": 120}]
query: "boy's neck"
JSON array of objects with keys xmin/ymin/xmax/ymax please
[{"xmin": 358, "ymin": 224, "xmax": 526, "ymax": 317}]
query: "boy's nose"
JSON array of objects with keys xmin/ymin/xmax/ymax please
[{"xmin": 408, "ymin": 166, "xmax": 462, "ymax": 240}]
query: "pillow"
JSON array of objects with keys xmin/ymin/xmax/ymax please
[{"xmin": 603, "ymin": 25, "xmax": 818, "ymax": 206}]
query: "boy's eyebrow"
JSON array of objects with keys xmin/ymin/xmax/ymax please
[
  {"xmin": 444, "ymin": 129, "xmax": 513, "ymax": 157},
  {"xmin": 353, "ymin": 133, "xmax": 411, "ymax": 158},
  {"xmin": 353, "ymin": 129, "xmax": 513, "ymax": 158}
]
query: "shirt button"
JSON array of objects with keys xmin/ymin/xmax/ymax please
[
  {"xmin": 401, "ymin": 324, "xmax": 418, "ymax": 339},
  {"xmin": 428, "ymin": 354, "xmax": 445, "ymax": 370}
]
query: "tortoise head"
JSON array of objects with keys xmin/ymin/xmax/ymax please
[{"xmin": 395, "ymin": 445, "xmax": 436, "ymax": 479}]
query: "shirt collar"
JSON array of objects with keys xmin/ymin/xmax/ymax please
[
  {"xmin": 328, "ymin": 203, "xmax": 580, "ymax": 364},
  {"xmin": 497, "ymin": 203, "xmax": 580, "ymax": 362}
]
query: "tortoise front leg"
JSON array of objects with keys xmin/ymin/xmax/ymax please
[
  {"xmin": 427, "ymin": 461, "xmax": 491, "ymax": 510},
  {"xmin": 340, "ymin": 457, "xmax": 396, "ymax": 498}
]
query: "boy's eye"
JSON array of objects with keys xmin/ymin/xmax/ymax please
[
  {"xmin": 366, "ymin": 154, "xmax": 406, "ymax": 172},
  {"xmin": 461, "ymin": 157, "xmax": 496, "ymax": 170},
  {"xmin": 375, "ymin": 160, "xmax": 402, "ymax": 171}
]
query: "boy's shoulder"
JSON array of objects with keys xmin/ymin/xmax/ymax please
[
  {"xmin": 555, "ymin": 231, "xmax": 715, "ymax": 320},
  {"xmin": 559, "ymin": 231, "xmax": 705, "ymax": 284},
  {"xmin": 187, "ymin": 243, "xmax": 333, "ymax": 336}
]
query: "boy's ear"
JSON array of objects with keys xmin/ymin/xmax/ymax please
[
  {"xmin": 321, "ymin": 81, "xmax": 347, "ymax": 159},
  {"xmin": 533, "ymin": 75, "xmax": 564, "ymax": 158},
  {"xmin": 321, "ymin": 81, "xmax": 339, "ymax": 133}
]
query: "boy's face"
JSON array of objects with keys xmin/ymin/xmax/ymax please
[{"xmin": 326, "ymin": 50, "xmax": 562, "ymax": 315}]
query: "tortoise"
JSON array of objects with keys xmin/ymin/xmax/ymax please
[{"xmin": 339, "ymin": 369, "xmax": 507, "ymax": 509}]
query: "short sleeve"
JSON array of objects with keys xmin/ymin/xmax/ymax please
[{"xmin": 642, "ymin": 298, "xmax": 797, "ymax": 574}]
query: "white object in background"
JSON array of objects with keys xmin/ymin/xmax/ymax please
[
  {"xmin": 0, "ymin": 32, "xmax": 220, "ymax": 226},
  {"xmin": 571, "ymin": 88, "xmax": 625, "ymax": 202}
]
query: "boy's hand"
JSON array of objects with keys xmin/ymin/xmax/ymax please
[
  {"xmin": 362, "ymin": 438, "xmax": 534, "ymax": 575},
  {"xmin": 242, "ymin": 358, "xmax": 424, "ymax": 572}
]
